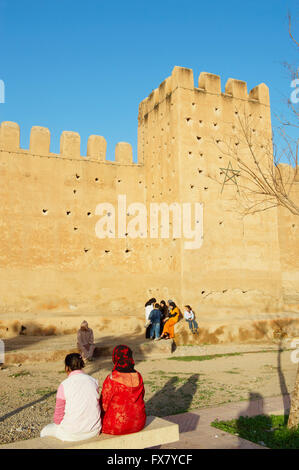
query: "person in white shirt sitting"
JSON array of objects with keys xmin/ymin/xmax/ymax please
[
  {"xmin": 183, "ymin": 305, "xmax": 199, "ymax": 334},
  {"xmin": 144, "ymin": 298, "xmax": 156, "ymax": 339},
  {"xmin": 40, "ymin": 353, "xmax": 101, "ymax": 442}
]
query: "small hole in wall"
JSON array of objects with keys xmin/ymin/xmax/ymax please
[
  {"xmin": 42, "ymin": 209, "xmax": 48, "ymax": 214},
  {"xmin": 95, "ymin": 177, "xmax": 99, "ymax": 181},
  {"xmin": 118, "ymin": 179, "xmax": 121, "ymax": 183},
  {"xmin": 219, "ymin": 156, "xmax": 222, "ymax": 159},
  {"xmin": 216, "ymin": 139, "xmax": 221, "ymax": 144},
  {"xmin": 125, "ymin": 249, "xmax": 130, "ymax": 253},
  {"xmin": 84, "ymin": 248, "xmax": 89, "ymax": 253},
  {"xmin": 198, "ymin": 169, "xmax": 203, "ymax": 173},
  {"xmin": 186, "ymin": 117, "xmax": 191, "ymax": 122},
  {"xmin": 104, "ymin": 250, "xmax": 110, "ymax": 253},
  {"xmin": 190, "ymin": 184, "xmax": 194, "ymax": 189},
  {"xmin": 74, "ymin": 227, "xmax": 78, "ymax": 231},
  {"xmin": 235, "ymin": 142, "xmax": 239, "ymax": 146},
  {"xmin": 292, "ymin": 224, "xmax": 295, "ymax": 228},
  {"xmin": 197, "ymin": 136, "xmax": 202, "ymax": 141},
  {"xmin": 139, "ymin": 181, "xmax": 142, "ymax": 184},
  {"xmin": 213, "ymin": 123, "xmax": 217, "ymax": 127},
  {"xmin": 223, "ymin": 289, "xmax": 227, "ymax": 293},
  {"xmin": 204, "ymin": 187, "xmax": 208, "ymax": 190},
  {"xmin": 252, "ymin": 129, "xmax": 256, "ymax": 133},
  {"xmin": 87, "ymin": 212, "xmax": 91, "ymax": 216},
  {"xmin": 219, "ymin": 221, "xmax": 223, "ymax": 225},
  {"xmin": 73, "ymin": 190, "xmax": 77, "ymax": 194},
  {"xmin": 76, "ymin": 174, "xmax": 80, "ymax": 179},
  {"xmin": 201, "ymin": 291, "xmax": 205, "ymax": 294},
  {"xmin": 200, "ymin": 153, "xmax": 204, "ymax": 157},
  {"xmin": 199, "ymin": 120, "xmax": 203, "ymax": 124},
  {"xmin": 66, "ymin": 211, "xmax": 71, "ymax": 215},
  {"xmin": 235, "ymin": 111, "xmax": 238, "ymax": 115}
]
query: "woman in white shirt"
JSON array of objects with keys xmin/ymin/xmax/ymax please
[
  {"xmin": 40, "ymin": 353, "xmax": 101, "ymax": 442},
  {"xmin": 144, "ymin": 298, "xmax": 156, "ymax": 339}
]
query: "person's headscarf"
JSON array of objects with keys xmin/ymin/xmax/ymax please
[
  {"xmin": 112, "ymin": 345, "xmax": 135, "ymax": 373},
  {"xmin": 81, "ymin": 320, "xmax": 88, "ymax": 329}
]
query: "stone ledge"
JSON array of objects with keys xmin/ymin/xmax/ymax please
[{"xmin": 0, "ymin": 416, "xmax": 179, "ymax": 449}]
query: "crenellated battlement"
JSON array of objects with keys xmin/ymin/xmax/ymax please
[
  {"xmin": 0, "ymin": 121, "xmax": 135, "ymax": 165},
  {"xmin": 138, "ymin": 66, "xmax": 270, "ymax": 123},
  {"xmin": 0, "ymin": 65, "xmax": 298, "ymax": 322}
]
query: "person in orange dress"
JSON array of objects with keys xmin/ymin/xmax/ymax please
[
  {"xmin": 100, "ymin": 345, "xmax": 146, "ymax": 435},
  {"xmin": 159, "ymin": 301, "xmax": 180, "ymax": 340}
]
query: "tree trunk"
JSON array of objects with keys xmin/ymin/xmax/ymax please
[{"xmin": 288, "ymin": 364, "xmax": 299, "ymax": 429}]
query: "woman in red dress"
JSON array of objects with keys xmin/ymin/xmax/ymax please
[{"xmin": 100, "ymin": 345, "xmax": 146, "ymax": 435}]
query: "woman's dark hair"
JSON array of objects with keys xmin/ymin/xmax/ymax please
[
  {"xmin": 65, "ymin": 353, "xmax": 85, "ymax": 371},
  {"xmin": 155, "ymin": 303, "xmax": 160, "ymax": 308},
  {"xmin": 160, "ymin": 300, "xmax": 166, "ymax": 306},
  {"xmin": 169, "ymin": 301, "xmax": 176, "ymax": 309},
  {"xmin": 185, "ymin": 305, "xmax": 191, "ymax": 310},
  {"xmin": 145, "ymin": 297, "xmax": 156, "ymax": 307}
]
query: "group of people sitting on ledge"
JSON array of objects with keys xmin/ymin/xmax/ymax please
[
  {"xmin": 145, "ymin": 298, "xmax": 199, "ymax": 340},
  {"xmin": 40, "ymin": 346, "xmax": 146, "ymax": 441}
]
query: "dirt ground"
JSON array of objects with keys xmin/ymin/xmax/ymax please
[{"xmin": 0, "ymin": 340, "xmax": 297, "ymax": 445}]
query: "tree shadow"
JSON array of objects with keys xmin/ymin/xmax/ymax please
[
  {"xmin": 0, "ymin": 391, "xmax": 56, "ymax": 423},
  {"xmin": 277, "ymin": 338, "xmax": 290, "ymax": 424}
]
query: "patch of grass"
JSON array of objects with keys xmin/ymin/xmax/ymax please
[
  {"xmin": 9, "ymin": 370, "xmax": 31, "ymax": 378},
  {"xmin": 168, "ymin": 352, "xmax": 242, "ymax": 362},
  {"xmin": 212, "ymin": 414, "xmax": 299, "ymax": 449}
]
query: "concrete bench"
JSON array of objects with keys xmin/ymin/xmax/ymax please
[{"xmin": 0, "ymin": 416, "xmax": 179, "ymax": 449}]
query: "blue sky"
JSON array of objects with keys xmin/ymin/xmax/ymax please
[{"xmin": 0, "ymin": 0, "xmax": 298, "ymax": 162}]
